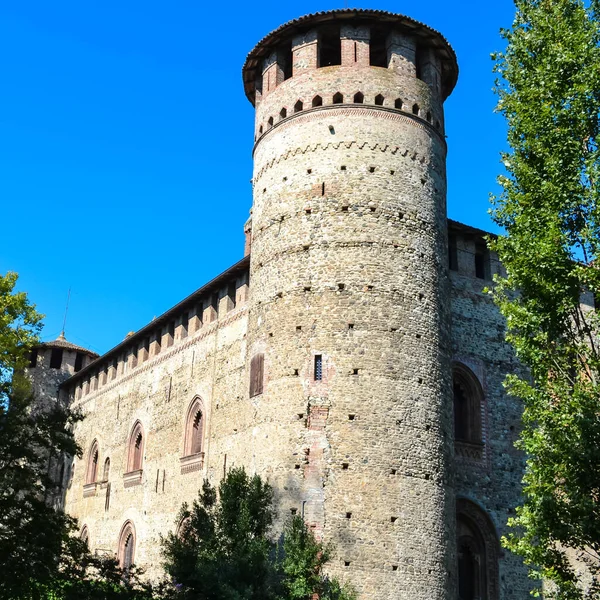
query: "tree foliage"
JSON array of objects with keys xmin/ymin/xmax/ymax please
[
  {"xmin": 491, "ymin": 0, "xmax": 600, "ymax": 596},
  {"xmin": 162, "ymin": 467, "xmax": 355, "ymax": 600}
]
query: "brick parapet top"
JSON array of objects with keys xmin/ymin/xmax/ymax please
[{"xmin": 242, "ymin": 9, "xmax": 458, "ymax": 105}]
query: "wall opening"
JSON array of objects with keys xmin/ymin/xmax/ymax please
[
  {"xmin": 333, "ymin": 92, "xmax": 343, "ymax": 104},
  {"xmin": 314, "ymin": 354, "xmax": 323, "ymax": 381},
  {"xmin": 50, "ymin": 348, "xmax": 63, "ymax": 369},
  {"xmin": 319, "ymin": 28, "xmax": 341, "ymax": 67},
  {"xmin": 449, "ymin": 234, "xmax": 459, "ymax": 271},
  {"xmin": 279, "ymin": 107, "xmax": 287, "ymax": 120},
  {"xmin": 294, "ymin": 100, "xmax": 303, "ymax": 113},
  {"xmin": 353, "ymin": 92, "xmax": 364, "ymax": 103},
  {"xmin": 395, "ymin": 98, "xmax": 403, "ymax": 109},
  {"xmin": 312, "ymin": 95, "xmax": 322, "ymax": 107},
  {"xmin": 412, "ymin": 103, "xmax": 420, "ymax": 116},
  {"xmin": 475, "ymin": 243, "xmax": 490, "ymax": 280},
  {"xmin": 29, "ymin": 348, "xmax": 38, "ymax": 368},
  {"xmin": 281, "ymin": 41, "xmax": 293, "ymax": 80},
  {"xmin": 250, "ymin": 353, "xmax": 264, "ymax": 397},
  {"xmin": 369, "ymin": 28, "xmax": 387, "ymax": 67},
  {"xmin": 74, "ymin": 352, "xmax": 85, "ymax": 372},
  {"xmin": 375, "ymin": 94, "xmax": 384, "ymax": 106}
]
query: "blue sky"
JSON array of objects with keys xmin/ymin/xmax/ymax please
[{"xmin": 0, "ymin": 0, "xmax": 516, "ymax": 355}]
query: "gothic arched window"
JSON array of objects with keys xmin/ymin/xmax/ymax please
[
  {"xmin": 184, "ymin": 398, "xmax": 204, "ymax": 457},
  {"xmin": 453, "ymin": 364, "xmax": 483, "ymax": 444},
  {"xmin": 118, "ymin": 521, "xmax": 136, "ymax": 571},
  {"xmin": 80, "ymin": 525, "xmax": 90, "ymax": 548},
  {"xmin": 102, "ymin": 457, "xmax": 110, "ymax": 482},
  {"xmin": 86, "ymin": 440, "xmax": 99, "ymax": 484},
  {"xmin": 127, "ymin": 422, "xmax": 144, "ymax": 472},
  {"xmin": 456, "ymin": 498, "xmax": 500, "ymax": 600}
]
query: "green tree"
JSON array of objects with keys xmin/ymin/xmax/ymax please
[
  {"xmin": 162, "ymin": 468, "xmax": 278, "ymax": 600},
  {"xmin": 162, "ymin": 468, "xmax": 356, "ymax": 600},
  {"xmin": 491, "ymin": 1, "xmax": 600, "ymax": 597},
  {"xmin": 280, "ymin": 516, "xmax": 356, "ymax": 600}
]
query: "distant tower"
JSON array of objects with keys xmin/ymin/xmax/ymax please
[
  {"xmin": 27, "ymin": 332, "xmax": 98, "ymax": 408},
  {"xmin": 242, "ymin": 9, "xmax": 458, "ymax": 599}
]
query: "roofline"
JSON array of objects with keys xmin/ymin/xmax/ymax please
[
  {"xmin": 61, "ymin": 255, "xmax": 250, "ymax": 389},
  {"xmin": 448, "ymin": 219, "xmax": 497, "ymax": 240},
  {"xmin": 242, "ymin": 9, "xmax": 459, "ymax": 105}
]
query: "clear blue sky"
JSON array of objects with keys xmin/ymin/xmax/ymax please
[{"xmin": 0, "ymin": 1, "xmax": 515, "ymax": 355}]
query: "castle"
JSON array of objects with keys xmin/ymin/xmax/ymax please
[{"xmin": 27, "ymin": 9, "xmax": 536, "ymax": 599}]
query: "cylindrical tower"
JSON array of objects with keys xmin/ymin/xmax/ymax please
[{"xmin": 242, "ymin": 10, "xmax": 458, "ymax": 599}]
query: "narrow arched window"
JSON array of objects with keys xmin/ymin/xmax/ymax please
[
  {"xmin": 118, "ymin": 521, "xmax": 136, "ymax": 571},
  {"xmin": 412, "ymin": 103, "xmax": 420, "ymax": 116},
  {"xmin": 453, "ymin": 365, "xmax": 483, "ymax": 445},
  {"xmin": 312, "ymin": 95, "xmax": 322, "ymax": 107},
  {"xmin": 279, "ymin": 107, "xmax": 287, "ymax": 120},
  {"xmin": 294, "ymin": 100, "xmax": 303, "ymax": 113},
  {"xmin": 456, "ymin": 499, "xmax": 500, "ymax": 600},
  {"xmin": 80, "ymin": 525, "xmax": 89, "ymax": 548},
  {"xmin": 184, "ymin": 398, "xmax": 204, "ymax": 456},
  {"xmin": 127, "ymin": 422, "xmax": 144, "ymax": 473},
  {"xmin": 395, "ymin": 98, "xmax": 403, "ymax": 109},
  {"xmin": 374, "ymin": 94, "xmax": 384, "ymax": 106},
  {"xmin": 333, "ymin": 92, "xmax": 343, "ymax": 104},
  {"xmin": 86, "ymin": 441, "xmax": 99, "ymax": 484},
  {"xmin": 103, "ymin": 457, "xmax": 110, "ymax": 482},
  {"xmin": 267, "ymin": 116, "xmax": 274, "ymax": 128},
  {"xmin": 353, "ymin": 92, "xmax": 364, "ymax": 104}
]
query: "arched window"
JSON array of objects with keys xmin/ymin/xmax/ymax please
[
  {"xmin": 453, "ymin": 364, "xmax": 484, "ymax": 445},
  {"xmin": 395, "ymin": 98, "xmax": 403, "ymax": 109},
  {"xmin": 118, "ymin": 521, "xmax": 136, "ymax": 571},
  {"xmin": 333, "ymin": 92, "xmax": 343, "ymax": 104},
  {"xmin": 184, "ymin": 398, "xmax": 205, "ymax": 456},
  {"xmin": 279, "ymin": 107, "xmax": 287, "ymax": 120},
  {"xmin": 456, "ymin": 498, "xmax": 500, "ymax": 600},
  {"xmin": 103, "ymin": 457, "xmax": 110, "ymax": 482},
  {"xmin": 412, "ymin": 103, "xmax": 420, "ymax": 116},
  {"xmin": 127, "ymin": 422, "xmax": 144, "ymax": 473},
  {"xmin": 312, "ymin": 95, "xmax": 322, "ymax": 107},
  {"xmin": 294, "ymin": 100, "xmax": 303, "ymax": 113},
  {"xmin": 86, "ymin": 440, "xmax": 99, "ymax": 484},
  {"xmin": 353, "ymin": 92, "xmax": 364, "ymax": 104},
  {"xmin": 176, "ymin": 516, "xmax": 193, "ymax": 540},
  {"xmin": 374, "ymin": 94, "xmax": 384, "ymax": 106},
  {"xmin": 267, "ymin": 116, "xmax": 274, "ymax": 128},
  {"xmin": 80, "ymin": 525, "xmax": 89, "ymax": 548}
]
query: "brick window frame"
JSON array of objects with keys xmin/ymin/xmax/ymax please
[
  {"xmin": 249, "ymin": 353, "xmax": 264, "ymax": 397},
  {"xmin": 86, "ymin": 440, "xmax": 99, "ymax": 484},
  {"xmin": 180, "ymin": 397, "xmax": 206, "ymax": 474},
  {"xmin": 117, "ymin": 520, "xmax": 136, "ymax": 570}
]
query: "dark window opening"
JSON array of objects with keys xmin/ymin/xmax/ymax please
[
  {"xmin": 267, "ymin": 116, "xmax": 274, "ymax": 128},
  {"xmin": 426, "ymin": 110, "xmax": 432, "ymax": 122},
  {"xmin": 250, "ymin": 353, "xmax": 264, "ymax": 397},
  {"xmin": 74, "ymin": 352, "xmax": 85, "ymax": 372},
  {"xmin": 412, "ymin": 103, "xmax": 420, "ymax": 116},
  {"xmin": 282, "ymin": 42, "xmax": 293, "ymax": 80},
  {"xmin": 228, "ymin": 281, "xmax": 237, "ymax": 308},
  {"xmin": 449, "ymin": 235, "xmax": 458, "ymax": 271},
  {"xmin": 395, "ymin": 98, "xmax": 403, "ymax": 109},
  {"xmin": 181, "ymin": 313, "xmax": 189, "ymax": 338},
  {"xmin": 453, "ymin": 367, "xmax": 483, "ymax": 444},
  {"xmin": 415, "ymin": 46, "xmax": 423, "ymax": 80},
  {"xmin": 333, "ymin": 92, "xmax": 343, "ymax": 104},
  {"xmin": 321, "ymin": 182, "xmax": 325, "ymax": 195},
  {"xmin": 475, "ymin": 243, "xmax": 489, "ymax": 280},
  {"xmin": 375, "ymin": 94, "xmax": 384, "ymax": 106},
  {"xmin": 50, "ymin": 348, "xmax": 63, "ymax": 369},
  {"xmin": 279, "ymin": 107, "xmax": 287, "ymax": 119},
  {"xmin": 314, "ymin": 354, "xmax": 323, "ymax": 381},
  {"xmin": 29, "ymin": 348, "xmax": 38, "ymax": 368},
  {"xmin": 312, "ymin": 95, "xmax": 322, "ymax": 107},
  {"xmin": 168, "ymin": 322, "xmax": 175, "ymax": 344},
  {"xmin": 143, "ymin": 338, "xmax": 150, "ymax": 354},
  {"xmin": 353, "ymin": 92, "xmax": 364, "ymax": 103},
  {"xmin": 319, "ymin": 28, "xmax": 341, "ymax": 67},
  {"xmin": 123, "ymin": 533, "xmax": 134, "ymax": 570},
  {"xmin": 369, "ymin": 28, "xmax": 387, "ymax": 67},
  {"xmin": 294, "ymin": 100, "xmax": 303, "ymax": 113},
  {"xmin": 259, "ymin": 125, "xmax": 263, "ymax": 134}
]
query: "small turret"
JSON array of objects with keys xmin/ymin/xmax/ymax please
[{"xmin": 26, "ymin": 332, "xmax": 98, "ymax": 409}]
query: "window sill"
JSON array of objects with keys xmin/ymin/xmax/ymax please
[
  {"xmin": 180, "ymin": 452, "xmax": 205, "ymax": 475},
  {"xmin": 455, "ymin": 440, "xmax": 485, "ymax": 462},
  {"xmin": 83, "ymin": 482, "xmax": 98, "ymax": 497},
  {"xmin": 123, "ymin": 469, "xmax": 143, "ymax": 488}
]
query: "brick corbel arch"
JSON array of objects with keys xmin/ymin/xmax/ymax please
[{"xmin": 456, "ymin": 497, "xmax": 501, "ymax": 600}]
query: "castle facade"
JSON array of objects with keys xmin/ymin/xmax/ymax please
[{"xmin": 28, "ymin": 10, "xmax": 535, "ymax": 599}]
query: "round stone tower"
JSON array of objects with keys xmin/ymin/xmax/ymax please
[{"xmin": 242, "ymin": 10, "xmax": 458, "ymax": 599}]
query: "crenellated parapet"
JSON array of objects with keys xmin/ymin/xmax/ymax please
[{"xmin": 243, "ymin": 10, "xmax": 457, "ymax": 142}]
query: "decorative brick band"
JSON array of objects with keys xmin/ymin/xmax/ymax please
[
  {"xmin": 254, "ymin": 138, "xmax": 429, "ymax": 181},
  {"xmin": 179, "ymin": 452, "xmax": 205, "ymax": 474},
  {"xmin": 74, "ymin": 306, "xmax": 247, "ymax": 407},
  {"xmin": 253, "ymin": 104, "xmax": 446, "ymax": 158}
]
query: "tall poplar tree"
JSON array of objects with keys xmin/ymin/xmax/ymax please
[{"xmin": 491, "ymin": 1, "xmax": 600, "ymax": 597}]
